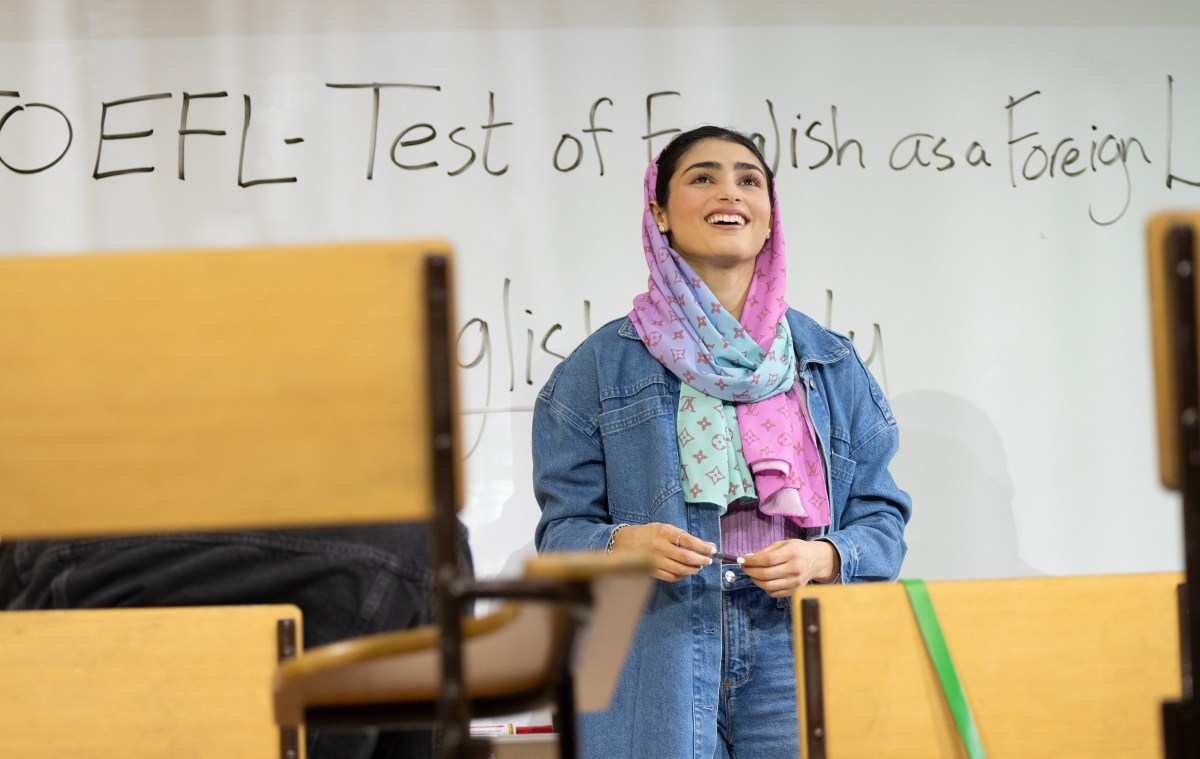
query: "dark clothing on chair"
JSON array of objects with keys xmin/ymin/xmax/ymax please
[{"xmin": 0, "ymin": 522, "xmax": 474, "ymax": 759}]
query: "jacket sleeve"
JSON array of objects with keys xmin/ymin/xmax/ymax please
[
  {"xmin": 531, "ymin": 355, "xmax": 623, "ymax": 554},
  {"xmin": 820, "ymin": 349, "xmax": 912, "ymax": 583}
]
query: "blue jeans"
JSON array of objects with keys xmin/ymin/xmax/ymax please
[{"xmin": 714, "ymin": 563, "xmax": 799, "ymax": 759}]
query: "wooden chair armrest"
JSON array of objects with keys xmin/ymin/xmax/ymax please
[
  {"xmin": 274, "ymin": 550, "xmax": 656, "ymax": 726},
  {"xmin": 521, "ymin": 549, "xmax": 654, "ymax": 582},
  {"xmin": 275, "ymin": 604, "xmax": 518, "ymax": 681}
]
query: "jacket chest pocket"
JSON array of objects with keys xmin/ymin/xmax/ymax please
[{"xmin": 598, "ymin": 391, "xmax": 680, "ymax": 523}]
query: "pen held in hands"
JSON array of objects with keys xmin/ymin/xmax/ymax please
[{"xmin": 713, "ymin": 551, "xmax": 745, "ymax": 565}]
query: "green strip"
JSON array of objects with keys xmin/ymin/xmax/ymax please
[{"xmin": 901, "ymin": 578, "xmax": 986, "ymax": 759}]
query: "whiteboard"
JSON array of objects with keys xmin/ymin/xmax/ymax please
[{"xmin": 3, "ymin": 1, "xmax": 1199, "ymax": 582}]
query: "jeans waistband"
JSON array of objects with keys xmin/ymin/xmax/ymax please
[{"xmin": 717, "ymin": 562, "xmax": 760, "ymax": 592}]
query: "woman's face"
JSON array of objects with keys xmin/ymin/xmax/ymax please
[{"xmin": 651, "ymin": 138, "xmax": 773, "ymax": 275}]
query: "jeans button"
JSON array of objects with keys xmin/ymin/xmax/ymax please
[{"xmin": 724, "ymin": 570, "xmax": 735, "ymax": 584}]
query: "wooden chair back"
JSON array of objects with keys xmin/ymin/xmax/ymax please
[
  {"xmin": 793, "ymin": 572, "xmax": 1183, "ymax": 758},
  {"xmin": 0, "ymin": 241, "xmax": 458, "ymax": 537},
  {"xmin": 0, "ymin": 605, "xmax": 302, "ymax": 759}
]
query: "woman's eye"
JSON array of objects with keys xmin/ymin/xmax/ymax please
[
  {"xmin": 739, "ymin": 174, "xmax": 762, "ymax": 186},
  {"xmin": 691, "ymin": 174, "xmax": 712, "ymax": 183}
]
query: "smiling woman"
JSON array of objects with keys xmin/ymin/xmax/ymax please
[{"xmin": 532, "ymin": 125, "xmax": 911, "ymax": 759}]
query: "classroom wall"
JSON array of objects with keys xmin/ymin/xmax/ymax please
[{"xmin": 4, "ymin": 1, "xmax": 1200, "ymax": 581}]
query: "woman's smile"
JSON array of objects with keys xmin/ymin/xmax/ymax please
[{"xmin": 705, "ymin": 210, "xmax": 748, "ymax": 226}]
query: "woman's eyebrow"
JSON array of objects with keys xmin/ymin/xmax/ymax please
[{"xmin": 682, "ymin": 160, "xmax": 764, "ymax": 175}]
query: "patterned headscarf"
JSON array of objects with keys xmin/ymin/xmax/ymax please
[{"xmin": 628, "ymin": 140, "xmax": 829, "ymax": 527}]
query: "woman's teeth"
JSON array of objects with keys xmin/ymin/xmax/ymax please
[{"xmin": 705, "ymin": 214, "xmax": 745, "ymax": 225}]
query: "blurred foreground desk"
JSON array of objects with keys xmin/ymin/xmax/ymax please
[
  {"xmin": 0, "ymin": 241, "xmax": 451, "ymax": 758},
  {"xmin": 794, "ymin": 572, "xmax": 1183, "ymax": 758}
]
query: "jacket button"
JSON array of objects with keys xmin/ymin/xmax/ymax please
[{"xmin": 724, "ymin": 570, "xmax": 736, "ymax": 583}]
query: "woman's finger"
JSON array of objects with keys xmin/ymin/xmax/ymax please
[
  {"xmin": 652, "ymin": 555, "xmax": 708, "ymax": 581},
  {"xmin": 670, "ymin": 529, "xmax": 717, "ymax": 561}
]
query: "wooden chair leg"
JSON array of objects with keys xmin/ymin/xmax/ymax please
[{"xmin": 554, "ymin": 669, "xmax": 579, "ymax": 759}]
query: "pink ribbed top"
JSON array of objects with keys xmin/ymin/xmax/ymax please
[{"xmin": 719, "ymin": 500, "xmax": 806, "ymax": 558}]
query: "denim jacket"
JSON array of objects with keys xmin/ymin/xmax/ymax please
[{"xmin": 533, "ymin": 310, "xmax": 911, "ymax": 759}]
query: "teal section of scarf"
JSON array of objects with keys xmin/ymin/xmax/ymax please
[{"xmin": 677, "ymin": 382, "xmax": 757, "ymax": 512}]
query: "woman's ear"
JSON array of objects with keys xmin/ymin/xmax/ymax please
[{"xmin": 650, "ymin": 201, "xmax": 669, "ymax": 233}]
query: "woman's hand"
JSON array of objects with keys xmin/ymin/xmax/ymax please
[
  {"xmin": 739, "ymin": 540, "xmax": 842, "ymax": 598},
  {"xmin": 610, "ymin": 523, "xmax": 714, "ymax": 582}
]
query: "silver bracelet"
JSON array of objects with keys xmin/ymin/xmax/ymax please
[{"xmin": 606, "ymin": 523, "xmax": 630, "ymax": 553}]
